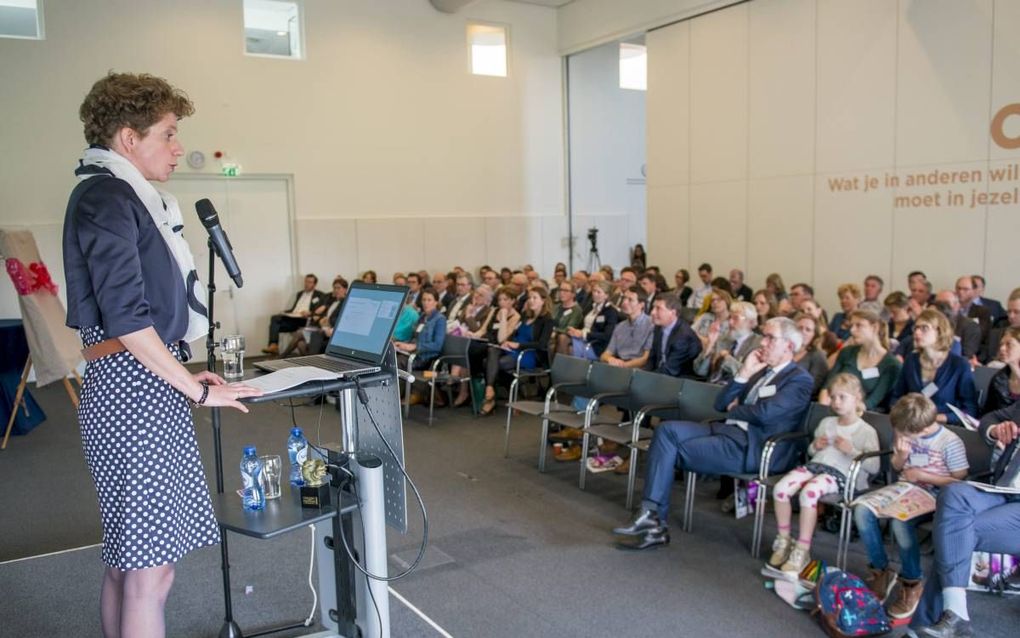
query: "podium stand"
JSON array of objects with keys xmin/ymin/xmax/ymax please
[{"xmin": 214, "ymin": 370, "xmax": 405, "ymax": 638}]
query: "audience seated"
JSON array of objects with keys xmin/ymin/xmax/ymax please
[
  {"xmin": 766, "ymin": 272, "xmax": 788, "ymax": 302},
  {"xmin": 854, "ymin": 394, "xmax": 968, "ymax": 622},
  {"xmin": 600, "ymin": 286, "xmax": 653, "ymax": 370},
  {"xmin": 932, "ymin": 293, "xmax": 982, "ymax": 362},
  {"xmin": 262, "ymin": 273, "xmax": 326, "ymax": 355},
  {"xmin": 766, "ymin": 374, "xmax": 879, "ymax": 576},
  {"xmin": 361, "ymin": 269, "xmax": 377, "ymax": 283},
  {"xmin": 910, "ymin": 402, "xmax": 1020, "ymax": 636},
  {"xmin": 638, "ymin": 272, "xmax": 659, "ymax": 315},
  {"xmin": 433, "ymin": 271, "xmax": 454, "ymax": 312},
  {"xmin": 692, "ymin": 288, "xmax": 732, "ymax": 350},
  {"xmin": 789, "ymin": 282, "xmax": 814, "ymax": 313},
  {"xmin": 394, "ymin": 288, "xmax": 446, "ymax": 371},
  {"xmin": 552, "ymin": 281, "xmax": 585, "ymax": 354},
  {"xmin": 612, "ymin": 317, "xmax": 813, "ymax": 550},
  {"xmin": 611, "ymin": 266, "xmax": 638, "ymax": 307},
  {"xmin": 445, "ymin": 273, "xmax": 474, "ymax": 325},
  {"xmin": 909, "ymin": 276, "xmax": 934, "ymax": 319},
  {"xmin": 481, "ymin": 287, "xmax": 553, "ymax": 415},
  {"xmin": 792, "ymin": 312, "xmax": 830, "ymax": 396},
  {"xmin": 972, "ymin": 274, "xmax": 1006, "ymax": 325},
  {"xmin": 567, "ymin": 280, "xmax": 618, "ymax": 360},
  {"xmin": 281, "ymin": 276, "xmax": 348, "ymax": 357},
  {"xmin": 481, "ymin": 268, "xmax": 500, "ymax": 290},
  {"xmin": 954, "ymin": 276, "xmax": 993, "ymax": 345},
  {"xmin": 885, "ymin": 291, "xmax": 914, "ymax": 356},
  {"xmin": 982, "ymin": 326, "xmax": 1020, "ymax": 415},
  {"xmin": 647, "ymin": 294, "xmax": 701, "ymax": 377},
  {"xmin": 693, "ymin": 301, "xmax": 762, "ymax": 384},
  {"xmin": 890, "ymin": 309, "xmax": 978, "ymax": 425},
  {"xmin": 729, "ymin": 269, "xmax": 753, "ymax": 302},
  {"xmin": 673, "ymin": 268, "xmax": 693, "ymax": 306},
  {"xmin": 451, "ymin": 284, "xmax": 495, "ymax": 339},
  {"xmin": 752, "ymin": 289, "xmax": 778, "ymax": 327},
  {"xmin": 392, "ymin": 294, "xmax": 420, "ymax": 342},
  {"xmin": 819, "ymin": 309, "xmax": 901, "ymax": 411},
  {"xmin": 828, "ymin": 283, "xmax": 863, "ymax": 341},
  {"xmin": 860, "ymin": 275, "xmax": 885, "ymax": 316},
  {"xmin": 687, "ymin": 263, "xmax": 714, "ymax": 310},
  {"xmin": 985, "ymin": 287, "xmax": 1020, "ymax": 365}
]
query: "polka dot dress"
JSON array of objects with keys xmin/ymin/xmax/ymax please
[{"xmin": 78, "ymin": 326, "xmax": 220, "ymax": 570}]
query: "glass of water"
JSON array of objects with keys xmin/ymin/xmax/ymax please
[
  {"xmin": 221, "ymin": 334, "xmax": 245, "ymax": 381},
  {"xmin": 259, "ymin": 454, "xmax": 282, "ymax": 500}
]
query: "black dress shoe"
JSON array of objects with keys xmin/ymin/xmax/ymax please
[
  {"xmin": 612, "ymin": 509, "xmax": 663, "ymax": 536},
  {"xmin": 615, "ymin": 528, "xmax": 670, "ymax": 551}
]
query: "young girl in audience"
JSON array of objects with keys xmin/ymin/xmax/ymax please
[{"xmin": 766, "ymin": 374, "xmax": 880, "ymax": 577}]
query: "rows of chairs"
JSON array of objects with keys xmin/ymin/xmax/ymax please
[{"xmin": 502, "ymin": 355, "xmax": 997, "ymax": 569}]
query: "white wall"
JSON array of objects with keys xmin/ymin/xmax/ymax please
[
  {"xmin": 0, "ymin": 0, "xmax": 565, "ymax": 318},
  {"xmin": 567, "ymin": 40, "xmax": 646, "ymax": 271},
  {"xmin": 558, "ymin": 0, "xmax": 744, "ymax": 54},
  {"xmin": 646, "ymin": 0, "xmax": 1020, "ymax": 312}
]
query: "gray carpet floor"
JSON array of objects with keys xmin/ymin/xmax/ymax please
[{"xmin": 1, "ymin": 375, "xmax": 1017, "ymax": 637}]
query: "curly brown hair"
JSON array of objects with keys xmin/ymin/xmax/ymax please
[{"xmin": 79, "ymin": 72, "xmax": 194, "ymax": 145}]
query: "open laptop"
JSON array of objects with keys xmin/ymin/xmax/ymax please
[{"xmin": 254, "ymin": 282, "xmax": 409, "ymax": 377}]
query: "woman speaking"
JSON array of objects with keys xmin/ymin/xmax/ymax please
[{"xmin": 63, "ymin": 72, "xmax": 261, "ymax": 637}]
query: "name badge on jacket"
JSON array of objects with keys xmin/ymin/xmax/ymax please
[
  {"xmin": 595, "ymin": 316, "xmax": 605, "ymax": 324},
  {"xmin": 415, "ymin": 324, "xmax": 424, "ymax": 334},
  {"xmin": 861, "ymin": 367, "xmax": 880, "ymax": 380},
  {"xmin": 922, "ymin": 382, "xmax": 938, "ymax": 398},
  {"xmin": 758, "ymin": 385, "xmax": 777, "ymax": 398}
]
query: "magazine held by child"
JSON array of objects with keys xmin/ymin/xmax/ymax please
[{"xmin": 852, "ymin": 481, "xmax": 936, "ymax": 521}]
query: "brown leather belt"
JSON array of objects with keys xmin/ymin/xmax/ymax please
[{"xmin": 82, "ymin": 337, "xmax": 127, "ymax": 362}]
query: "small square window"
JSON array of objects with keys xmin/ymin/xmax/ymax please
[
  {"xmin": 468, "ymin": 23, "xmax": 508, "ymax": 78},
  {"xmin": 244, "ymin": 0, "xmax": 302, "ymax": 59},
  {"xmin": 619, "ymin": 43, "xmax": 647, "ymax": 91},
  {"xmin": 0, "ymin": 0, "xmax": 43, "ymax": 40}
]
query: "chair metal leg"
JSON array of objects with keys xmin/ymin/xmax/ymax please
[
  {"xmin": 751, "ymin": 482, "xmax": 768, "ymax": 558},
  {"xmin": 579, "ymin": 432, "xmax": 591, "ymax": 489},
  {"xmin": 427, "ymin": 381, "xmax": 436, "ymax": 426},
  {"xmin": 625, "ymin": 447, "xmax": 639, "ymax": 510},
  {"xmin": 538, "ymin": 416, "xmax": 551, "ymax": 472},
  {"xmin": 503, "ymin": 378, "xmax": 518, "ymax": 459},
  {"xmin": 683, "ymin": 471, "xmax": 696, "ymax": 533},
  {"xmin": 837, "ymin": 506, "xmax": 852, "ymax": 570},
  {"xmin": 403, "ymin": 375, "xmax": 412, "ymax": 418}
]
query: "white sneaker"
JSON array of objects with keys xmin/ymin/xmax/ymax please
[
  {"xmin": 781, "ymin": 545, "xmax": 810, "ymax": 578},
  {"xmin": 768, "ymin": 535, "xmax": 792, "ymax": 569}
]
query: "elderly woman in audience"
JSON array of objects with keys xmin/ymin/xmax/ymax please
[
  {"xmin": 693, "ymin": 301, "xmax": 762, "ymax": 383},
  {"xmin": 361, "ymin": 270, "xmax": 377, "ymax": 284},
  {"xmin": 819, "ymin": 309, "xmax": 901, "ymax": 411},
  {"xmin": 753, "ymin": 289, "xmax": 778, "ymax": 328},
  {"xmin": 793, "ymin": 312, "xmax": 830, "ymax": 396},
  {"xmin": 982, "ymin": 326, "xmax": 1020, "ymax": 415},
  {"xmin": 890, "ymin": 308, "xmax": 977, "ymax": 425},
  {"xmin": 567, "ymin": 280, "xmax": 618, "ymax": 360},
  {"xmin": 828, "ymin": 283, "xmax": 863, "ymax": 341},
  {"xmin": 480, "ymin": 287, "xmax": 554, "ymax": 415},
  {"xmin": 884, "ymin": 291, "xmax": 914, "ymax": 356},
  {"xmin": 393, "ymin": 272, "xmax": 407, "ymax": 287},
  {"xmin": 446, "ymin": 284, "xmax": 497, "ymax": 407},
  {"xmin": 692, "ymin": 288, "xmax": 733, "ymax": 351},
  {"xmin": 766, "ymin": 272, "xmax": 788, "ymax": 301}
]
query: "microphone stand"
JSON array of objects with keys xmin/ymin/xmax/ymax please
[{"xmin": 206, "ymin": 239, "xmax": 225, "ymax": 494}]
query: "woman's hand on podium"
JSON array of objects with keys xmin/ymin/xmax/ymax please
[{"xmin": 192, "ymin": 371, "xmax": 263, "ymax": 413}]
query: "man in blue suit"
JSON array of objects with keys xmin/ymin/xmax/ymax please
[
  {"xmin": 910, "ymin": 401, "xmax": 1020, "ymax": 637},
  {"xmin": 647, "ymin": 294, "xmax": 701, "ymax": 377},
  {"xmin": 613, "ymin": 316, "xmax": 814, "ymax": 550}
]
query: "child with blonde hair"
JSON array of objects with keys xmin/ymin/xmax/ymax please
[{"xmin": 766, "ymin": 373, "xmax": 880, "ymax": 576}]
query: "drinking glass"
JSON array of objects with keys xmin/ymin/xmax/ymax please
[
  {"xmin": 221, "ymin": 334, "xmax": 245, "ymax": 381},
  {"xmin": 259, "ymin": 454, "xmax": 282, "ymax": 500}
]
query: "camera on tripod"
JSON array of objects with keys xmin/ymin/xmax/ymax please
[{"xmin": 587, "ymin": 226, "xmax": 599, "ymax": 249}]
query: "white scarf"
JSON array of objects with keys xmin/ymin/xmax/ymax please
[{"xmin": 77, "ymin": 146, "xmax": 209, "ymax": 344}]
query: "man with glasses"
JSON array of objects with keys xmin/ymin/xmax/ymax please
[
  {"xmin": 445, "ymin": 274, "xmax": 474, "ymax": 328},
  {"xmin": 613, "ymin": 317, "xmax": 814, "ymax": 550}
]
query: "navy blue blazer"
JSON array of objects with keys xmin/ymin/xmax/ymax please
[
  {"xmin": 648, "ymin": 320, "xmax": 701, "ymax": 377},
  {"xmin": 890, "ymin": 352, "xmax": 978, "ymax": 425},
  {"xmin": 713, "ymin": 363, "xmax": 815, "ymax": 473}
]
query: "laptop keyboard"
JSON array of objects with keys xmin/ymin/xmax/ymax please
[{"xmin": 259, "ymin": 355, "xmax": 370, "ymax": 374}]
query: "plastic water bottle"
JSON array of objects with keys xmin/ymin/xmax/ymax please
[
  {"xmin": 240, "ymin": 446, "xmax": 265, "ymax": 511},
  {"xmin": 287, "ymin": 427, "xmax": 308, "ymax": 486}
]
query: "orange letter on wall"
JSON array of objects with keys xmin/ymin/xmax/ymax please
[{"xmin": 991, "ymin": 103, "xmax": 1020, "ymax": 149}]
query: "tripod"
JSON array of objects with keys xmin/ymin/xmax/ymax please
[{"xmin": 587, "ymin": 245, "xmax": 601, "ymax": 273}]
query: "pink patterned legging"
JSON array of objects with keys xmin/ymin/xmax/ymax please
[{"xmin": 774, "ymin": 467, "xmax": 839, "ymax": 509}]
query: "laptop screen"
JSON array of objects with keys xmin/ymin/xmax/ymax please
[{"xmin": 326, "ymin": 282, "xmax": 409, "ymax": 363}]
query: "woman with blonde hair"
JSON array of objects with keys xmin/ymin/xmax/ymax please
[
  {"xmin": 820, "ymin": 309, "xmax": 901, "ymax": 411},
  {"xmin": 889, "ymin": 308, "xmax": 978, "ymax": 424},
  {"xmin": 766, "ymin": 272, "xmax": 788, "ymax": 301},
  {"xmin": 829, "ymin": 283, "xmax": 864, "ymax": 341},
  {"xmin": 752, "ymin": 289, "xmax": 778, "ymax": 327}
]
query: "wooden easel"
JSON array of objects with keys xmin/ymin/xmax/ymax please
[{"xmin": 1, "ymin": 355, "xmax": 82, "ymax": 450}]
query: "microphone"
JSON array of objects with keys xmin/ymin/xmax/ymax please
[{"xmin": 195, "ymin": 198, "xmax": 244, "ymax": 288}]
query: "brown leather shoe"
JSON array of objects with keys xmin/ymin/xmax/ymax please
[
  {"xmin": 599, "ymin": 441, "xmax": 621, "ymax": 455},
  {"xmin": 613, "ymin": 457, "xmax": 631, "ymax": 475},
  {"xmin": 261, "ymin": 343, "xmax": 279, "ymax": 354},
  {"xmin": 864, "ymin": 566, "xmax": 898, "ymax": 604},
  {"xmin": 554, "ymin": 446, "xmax": 582, "ymax": 462},
  {"xmin": 887, "ymin": 577, "xmax": 924, "ymax": 620}
]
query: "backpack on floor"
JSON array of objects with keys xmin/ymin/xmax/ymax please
[{"xmin": 811, "ymin": 570, "xmax": 891, "ymax": 637}]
